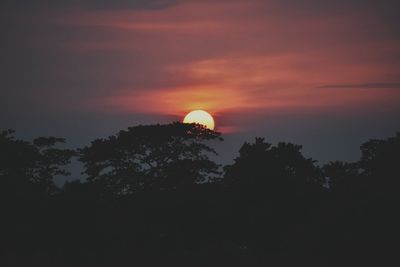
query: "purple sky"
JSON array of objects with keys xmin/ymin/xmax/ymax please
[{"xmin": 2, "ymin": 0, "xmax": 400, "ymax": 166}]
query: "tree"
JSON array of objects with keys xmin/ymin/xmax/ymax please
[
  {"xmin": 0, "ymin": 129, "xmax": 76, "ymax": 196},
  {"xmin": 359, "ymin": 132, "xmax": 400, "ymax": 178},
  {"xmin": 224, "ymin": 137, "xmax": 322, "ymax": 193},
  {"xmin": 79, "ymin": 122, "xmax": 222, "ymax": 196},
  {"xmin": 223, "ymin": 138, "xmax": 323, "ymax": 252},
  {"xmin": 357, "ymin": 132, "xmax": 400, "ymax": 198}
]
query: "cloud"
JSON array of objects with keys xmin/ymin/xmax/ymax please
[
  {"xmin": 317, "ymin": 83, "xmax": 400, "ymax": 89},
  {"xmin": 268, "ymin": 0, "xmax": 400, "ymax": 38},
  {"xmin": 2, "ymin": 0, "xmax": 400, "ymax": 125}
]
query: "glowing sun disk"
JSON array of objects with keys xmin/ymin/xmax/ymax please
[{"xmin": 183, "ymin": 110, "xmax": 215, "ymax": 130}]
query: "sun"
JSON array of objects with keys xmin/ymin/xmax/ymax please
[{"xmin": 183, "ymin": 110, "xmax": 215, "ymax": 130}]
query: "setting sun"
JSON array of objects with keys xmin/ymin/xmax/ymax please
[{"xmin": 183, "ymin": 110, "xmax": 215, "ymax": 130}]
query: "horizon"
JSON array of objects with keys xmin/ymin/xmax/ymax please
[
  {"xmin": 6, "ymin": 120, "xmax": 399, "ymax": 186},
  {"xmin": 2, "ymin": 0, "xmax": 400, "ymax": 170}
]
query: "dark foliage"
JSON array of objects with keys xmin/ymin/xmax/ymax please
[
  {"xmin": 0, "ymin": 129, "xmax": 76, "ymax": 197},
  {"xmin": 1, "ymin": 125, "xmax": 399, "ymax": 266},
  {"xmin": 79, "ymin": 122, "xmax": 222, "ymax": 196}
]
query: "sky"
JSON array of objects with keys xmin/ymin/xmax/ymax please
[{"xmin": 2, "ymin": 0, "xmax": 400, "ymax": 168}]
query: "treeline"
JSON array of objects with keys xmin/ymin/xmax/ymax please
[{"xmin": 1, "ymin": 123, "xmax": 399, "ymax": 267}]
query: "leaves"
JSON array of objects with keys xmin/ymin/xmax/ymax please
[
  {"xmin": 79, "ymin": 122, "xmax": 222, "ymax": 195},
  {"xmin": 0, "ymin": 130, "xmax": 76, "ymax": 195},
  {"xmin": 225, "ymin": 138, "xmax": 323, "ymax": 191}
]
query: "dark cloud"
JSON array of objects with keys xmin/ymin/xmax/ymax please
[
  {"xmin": 275, "ymin": 0, "xmax": 400, "ymax": 13},
  {"xmin": 2, "ymin": 0, "xmax": 179, "ymax": 11},
  {"xmin": 318, "ymin": 83, "xmax": 400, "ymax": 89},
  {"xmin": 273, "ymin": 0, "xmax": 400, "ymax": 36}
]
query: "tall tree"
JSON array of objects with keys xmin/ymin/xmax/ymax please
[
  {"xmin": 79, "ymin": 122, "xmax": 222, "ymax": 195},
  {"xmin": 0, "ymin": 129, "xmax": 75, "ymax": 196},
  {"xmin": 358, "ymin": 132, "xmax": 400, "ymax": 197},
  {"xmin": 359, "ymin": 132, "xmax": 400, "ymax": 178},
  {"xmin": 224, "ymin": 137, "xmax": 323, "ymax": 193}
]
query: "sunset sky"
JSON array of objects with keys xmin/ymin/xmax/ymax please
[{"xmin": 2, "ymin": 0, "xmax": 400, "ymax": 164}]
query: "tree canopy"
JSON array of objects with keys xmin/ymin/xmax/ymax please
[
  {"xmin": 0, "ymin": 129, "xmax": 75, "ymax": 197},
  {"xmin": 224, "ymin": 137, "xmax": 323, "ymax": 194},
  {"xmin": 79, "ymin": 122, "xmax": 222, "ymax": 195},
  {"xmin": 1, "ymin": 126, "xmax": 399, "ymax": 266}
]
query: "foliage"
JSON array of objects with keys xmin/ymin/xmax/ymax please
[
  {"xmin": 224, "ymin": 137, "xmax": 323, "ymax": 192},
  {"xmin": 0, "ymin": 129, "xmax": 76, "ymax": 196},
  {"xmin": 1, "ymin": 126, "xmax": 399, "ymax": 266},
  {"xmin": 79, "ymin": 122, "xmax": 222, "ymax": 195},
  {"xmin": 359, "ymin": 132, "xmax": 400, "ymax": 177}
]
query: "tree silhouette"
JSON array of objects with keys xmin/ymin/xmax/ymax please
[
  {"xmin": 0, "ymin": 129, "xmax": 75, "ymax": 197},
  {"xmin": 1, "ymin": 125, "xmax": 400, "ymax": 267},
  {"xmin": 225, "ymin": 137, "xmax": 323, "ymax": 193},
  {"xmin": 79, "ymin": 122, "xmax": 222, "ymax": 196},
  {"xmin": 358, "ymin": 132, "xmax": 400, "ymax": 199},
  {"xmin": 319, "ymin": 133, "xmax": 400, "ymax": 266},
  {"xmin": 359, "ymin": 133, "xmax": 400, "ymax": 177}
]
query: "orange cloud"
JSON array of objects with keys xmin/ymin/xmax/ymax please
[
  {"xmin": 57, "ymin": 0, "xmax": 400, "ymax": 130},
  {"xmin": 99, "ymin": 85, "xmax": 254, "ymax": 116}
]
